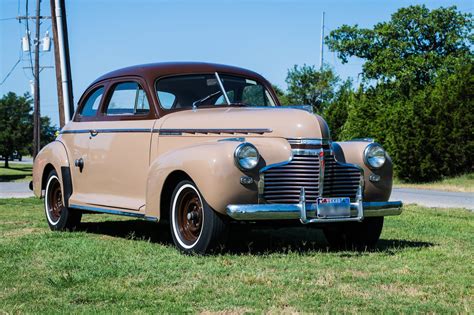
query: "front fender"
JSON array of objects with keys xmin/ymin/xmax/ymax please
[
  {"xmin": 333, "ymin": 141, "xmax": 393, "ymax": 201},
  {"xmin": 145, "ymin": 138, "xmax": 292, "ymax": 220},
  {"xmin": 32, "ymin": 140, "xmax": 71, "ymax": 198}
]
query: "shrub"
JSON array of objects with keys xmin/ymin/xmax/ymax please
[{"xmin": 339, "ymin": 61, "xmax": 473, "ymax": 182}]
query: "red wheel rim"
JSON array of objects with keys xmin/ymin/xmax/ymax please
[
  {"xmin": 47, "ymin": 177, "xmax": 63, "ymax": 223},
  {"xmin": 175, "ymin": 187, "xmax": 203, "ymax": 246}
]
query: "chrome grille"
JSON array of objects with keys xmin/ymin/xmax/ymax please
[
  {"xmin": 262, "ymin": 152, "xmax": 361, "ymax": 204},
  {"xmin": 323, "ymin": 155, "xmax": 361, "ymax": 198}
]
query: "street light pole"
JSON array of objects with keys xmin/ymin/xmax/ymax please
[
  {"xmin": 320, "ymin": 11, "xmax": 325, "ymax": 70},
  {"xmin": 54, "ymin": 0, "xmax": 74, "ymax": 123}
]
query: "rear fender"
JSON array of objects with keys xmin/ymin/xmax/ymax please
[{"xmin": 32, "ymin": 141, "xmax": 72, "ymax": 205}]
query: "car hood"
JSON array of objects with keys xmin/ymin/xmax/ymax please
[{"xmin": 159, "ymin": 107, "xmax": 330, "ymax": 139}]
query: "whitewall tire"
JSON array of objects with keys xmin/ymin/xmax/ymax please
[
  {"xmin": 170, "ymin": 180, "xmax": 227, "ymax": 254},
  {"xmin": 44, "ymin": 170, "xmax": 81, "ymax": 231}
]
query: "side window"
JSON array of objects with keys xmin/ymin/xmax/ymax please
[
  {"xmin": 157, "ymin": 91, "xmax": 176, "ymax": 109},
  {"xmin": 80, "ymin": 87, "xmax": 104, "ymax": 117},
  {"xmin": 105, "ymin": 82, "xmax": 150, "ymax": 115}
]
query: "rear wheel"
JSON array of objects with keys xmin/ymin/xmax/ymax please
[
  {"xmin": 170, "ymin": 180, "xmax": 227, "ymax": 254},
  {"xmin": 323, "ymin": 217, "xmax": 384, "ymax": 250},
  {"xmin": 44, "ymin": 170, "xmax": 81, "ymax": 231}
]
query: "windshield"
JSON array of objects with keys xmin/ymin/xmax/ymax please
[{"xmin": 156, "ymin": 73, "xmax": 276, "ymax": 110}]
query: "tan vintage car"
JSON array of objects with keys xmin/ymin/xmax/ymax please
[{"xmin": 32, "ymin": 62, "xmax": 402, "ymax": 253}]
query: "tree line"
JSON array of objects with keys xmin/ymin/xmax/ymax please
[
  {"xmin": 279, "ymin": 5, "xmax": 473, "ymax": 182},
  {"xmin": 0, "ymin": 92, "xmax": 56, "ymax": 168}
]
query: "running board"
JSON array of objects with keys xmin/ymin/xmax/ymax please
[{"xmin": 69, "ymin": 204, "xmax": 158, "ymax": 222}]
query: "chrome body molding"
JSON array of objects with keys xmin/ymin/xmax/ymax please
[
  {"xmin": 286, "ymin": 138, "xmax": 331, "ymax": 146},
  {"xmin": 156, "ymin": 128, "xmax": 272, "ymax": 135},
  {"xmin": 349, "ymin": 138, "xmax": 375, "ymax": 143},
  {"xmin": 69, "ymin": 204, "xmax": 158, "ymax": 221},
  {"xmin": 61, "ymin": 128, "xmax": 272, "ymax": 136},
  {"xmin": 238, "ymin": 105, "xmax": 314, "ymax": 113},
  {"xmin": 218, "ymin": 137, "xmax": 246, "ymax": 142},
  {"xmin": 60, "ymin": 129, "xmax": 91, "ymax": 134},
  {"xmin": 61, "ymin": 128, "xmax": 152, "ymax": 134},
  {"xmin": 318, "ymin": 149, "xmax": 325, "ymax": 197},
  {"xmin": 282, "ymin": 105, "xmax": 314, "ymax": 113}
]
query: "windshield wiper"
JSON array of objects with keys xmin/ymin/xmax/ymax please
[{"xmin": 192, "ymin": 90, "xmax": 222, "ymax": 109}]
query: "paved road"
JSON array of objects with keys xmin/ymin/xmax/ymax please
[
  {"xmin": 391, "ymin": 188, "xmax": 473, "ymax": 210},
  {"xmin": 0, "ymin": 182, "xmax": 34, "ymax": 198},
  {"xmin": 1, "ymin": 182, "xmax": 472, "ymax": 210},
  {"xmin": 0, "ymin": 157, "xmax": 33, "ymax": 165}
]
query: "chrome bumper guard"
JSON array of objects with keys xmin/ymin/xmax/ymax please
[{"xmin": 226, "ymin": 188, "xmax": 402, "ymax": 224}]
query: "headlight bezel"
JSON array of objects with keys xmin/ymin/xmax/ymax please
[
  {"xmin": 234, "ymin": 143, "xmax": 260, "ymax": 171},
  {"xmin": 363, "ymin": 143, "xmax": 386, "ymax": 169}
]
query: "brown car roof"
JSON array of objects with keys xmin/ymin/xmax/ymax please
[{"xmin": 92, "ymin": 62, "xmax": 268, "ymax": 86}]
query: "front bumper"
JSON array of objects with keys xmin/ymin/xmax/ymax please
[{"xmin": 226, "ymin": 188, "xmax": 402, "ymax": 224}]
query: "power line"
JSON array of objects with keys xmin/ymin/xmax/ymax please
[
  {"xmin": 0, "ymin": 59, "xmax": 22, "ymax": 85},
  {"xmin": 0, "ymin": 38, "xmax": 24, "ymax": 86}
]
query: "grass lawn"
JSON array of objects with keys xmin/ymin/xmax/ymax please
[
  {"xmin": 0, "ymin": 198, "xmax": 472, "ymax": 313},
  {"xmin": 394, "ymin": 173, "xmax": 474, "ymax": 193},
  {"xmin": 0, "ymin": 163, "xmax": 33, "ymax": 182}
]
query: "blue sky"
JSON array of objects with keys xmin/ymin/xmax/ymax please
[{"xmin": 1, "ymin": 0, "xmax": 472, "ymax": 126}]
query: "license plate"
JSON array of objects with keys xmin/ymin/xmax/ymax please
[{"xmin": 316, "ymin": 197, "xmax": 351, "ymax": 218}]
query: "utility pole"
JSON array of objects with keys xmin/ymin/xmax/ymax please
[
  {"xmin": 50, "ymin": 0, "xmax": 65, "ymax": 127},
  {"xmin": 33, "ymin": 0, "xmax": 41, "ymax": 159},
  {"xmin": 320, "ymin": 11, "xmax": 325, "ymax": 70},
  {"xmin": 18, "ymin": 1, "xmax": 52, "ymax": 158}
]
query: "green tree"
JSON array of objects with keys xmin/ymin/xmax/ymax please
[
  {"xmin": 384, "ymin": 61, "xmax": 474, "ymax": 181},
  {"xmin": 322, "ymin": 79, "xmax": 354, "ymax": 140},
  {"xmin": 326, "ymin": 5, "xmax": 473, "ymax": 86},
  {"xmin": 327, "ymin": 5, "xmax": 473, "ymax": 181},
  {"xmin": 0, "ymin": 92, "xmax": 33, "ymax": 168},
  {"xmin": 272, "ymin": 85, "xmax": 290, "ymax": 105},
  {"xmin": 40, "ymin": 116, "xmax": 57, "ymax": 148},
  {"xmin": 285, "ymin": 65, "xmax": 339, "ymax": 113}
]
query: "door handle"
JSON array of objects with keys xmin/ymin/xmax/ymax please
[
  {"xmin": 74, "ymin": 158, "xmax": 84, "ymax": 172},
  {"xmin": 89, "ymin": 129, "xmax": 98, "ymax": 137}
]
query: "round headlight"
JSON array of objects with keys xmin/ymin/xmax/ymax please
[
  {"xmin": 234, "ymin": 143, "xmax": 260, "ymax": 171},
  {"xmin": 364, "ymin": 143, "xmax": 386, "ymax": 169}
]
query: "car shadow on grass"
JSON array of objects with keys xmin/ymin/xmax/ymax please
[
  {"xmin": 77, "ymin": 219, "xmax": 434, "ymax": 255},
  {"xmin": 78, "ymin": 219, "xmax": 172, "ymax": 244},
  {"xmin": 225, "ymin": 226, "xmax": 434, "ymax": 255}
]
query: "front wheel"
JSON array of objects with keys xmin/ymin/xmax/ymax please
[
  {"xmin": 170, "ymin": 180, "xmax": 227, "ymax": 254},
  {"xmin": 44, "ymin": 170, "xmax": 82, "ymax": 231},
  {"xmin": 323, "ymin": 217, "xmax": 384, "ymax": 250}
]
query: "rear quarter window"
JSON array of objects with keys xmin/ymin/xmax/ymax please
[{"xmin": 80, "ymin": 87, "xmax": 104, "ymax": 117}]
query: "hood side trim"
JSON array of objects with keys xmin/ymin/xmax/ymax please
[{"xmin": 155, "ymin": 128, "xmax": 272, "ymax": 136}]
